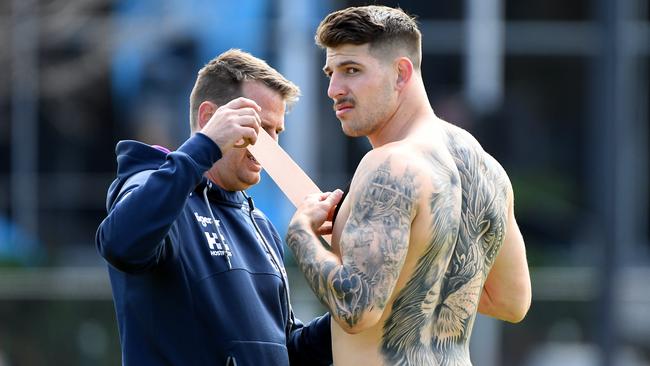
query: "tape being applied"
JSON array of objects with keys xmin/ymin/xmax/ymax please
[{"xmin": 247, "ymin": 129, "xmax": 331, "ymax": 245}]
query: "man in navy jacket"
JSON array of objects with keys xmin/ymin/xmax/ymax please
[{"xmin": 96, "ymin": 49, "xmax": 331, "ymax": 365}]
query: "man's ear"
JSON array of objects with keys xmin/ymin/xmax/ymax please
[
  {"xmin": 395, "ymin": 57, "xmax": 414, "ymax": 91},
  {"xmin": 197, "ymin": 101, "xmax": 218, "ymax": 130}
]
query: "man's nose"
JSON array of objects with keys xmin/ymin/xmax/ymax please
[{"xmin": 327, "ymin": 75, "xmax": 347, "ymax": 100}]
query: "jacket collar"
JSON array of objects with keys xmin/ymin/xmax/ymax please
[{"xmin": 194, "ymin": 177, "xmax": 244, "ymax": 208}]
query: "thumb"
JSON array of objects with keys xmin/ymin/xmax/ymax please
[{"xmin": 325, "ymin": 189, "xmax": 344, "ymax": 206}]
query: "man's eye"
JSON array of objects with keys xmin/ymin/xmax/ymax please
[{"xmin": 346, "ymin": 68, "xmax": 359, "ymax": 74}]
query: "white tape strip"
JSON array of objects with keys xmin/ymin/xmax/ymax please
[{"xmin": 248, "ymin": 129, "xmax": 331, "ymax": 245}]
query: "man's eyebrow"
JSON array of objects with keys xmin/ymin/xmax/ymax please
[
  {"xmin": 323, "ymin": 60, "xmax": 360, "ymax": 74},
  {"xmin": 260, "ymin": 120, "xmax": 284, "ymax": 131}
]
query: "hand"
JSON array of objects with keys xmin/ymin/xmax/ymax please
[
  {"xmin": 200, "ymin": 97, "xmax": 262, "ymax": 154},
  {"xmin": 291, "ymin": 190, "xmax": 344, "ymax": 234}
]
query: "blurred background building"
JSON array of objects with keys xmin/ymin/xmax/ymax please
[{"xmin": 0, "ymin": 0, "xmax": 648, "ymax": 365}]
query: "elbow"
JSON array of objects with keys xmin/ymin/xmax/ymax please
[
  {"xmin": 333, "ymin": 311, "xmax": 382, "ymax": 334},
  {"xmin": 96, "ymin": 227, "xmax": 154, "ymax": 273},
  {"xmin": 338, "ymin": 323, "xmax": 369, "ymax": 335},
  {"xmin": 502, "ymin": 299, "xmax": 530, "ymax": 323},
  {"xmin": 480, "ymin": 281, "xmax": 532, "ymax": 323},
  {"xmin": 96, "ymin": 232, "xmax": 129, "ymax": 269},
  {"xmin": 500, "ymin": 285, "xmax": 532, "ymax": 323},
  {"xmin": 514, "ymin": 286, "xmax": 532, "ymax": 322},
  {"xmin": 512, "ymin": 279, "xmax": 533, "ymax": 321},
  {"xmin": 96, "ymin": 226, "xmax": 116, "ymax": 261},
  {"xmin": 96, "ymin": 226, "xmax": 127, "ymax": 264}
]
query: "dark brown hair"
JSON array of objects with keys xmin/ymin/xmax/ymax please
[
  {"xmin": 315, "ymin": 5, "xmax": 421, "ymax": 69},
  {"xmin": 189, "ymin": 49, "xmax": 300, "ymax": 131}
]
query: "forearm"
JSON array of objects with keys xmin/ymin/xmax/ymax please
[
  {"xmin": 97, "ymin": 134, "xmax": 220, "ymax": 271},
  {"xmin": 478, "ymin": 261, "xmax": 531, "ymax": 323},
  {"xmin": 96, "ymin": 165, "xmax": 189, "ymax": 269},
  {"xmin": 478, "ymin": 199, "xmax": 532, "ymax": 323},
  {"xmin": 286, "ymin": 222, "xmax": 375, "ymax": 332}
]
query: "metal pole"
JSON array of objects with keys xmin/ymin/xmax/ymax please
[
  {"xmin": 275, "ymin": 0, "xmax": 328, "ymax": 197},
  {"xmin": 274, "ymin": 0, "xmax": 330, "ymax": 321},
  {"xmin": 464, "ymin": 0, "xmax": 504, "ymax": 115},
  {"xmin": 464, "ymin": 0, "xmax": 503, "ymax": 363},
  {"xmin": 595, "ymin": 0, "xmax": 618, "ymax": 362},
  {"xmin": 593, "ymin": 0, "xmax": 642, "ymax": 363},
  {"xmin": 11, "ymin": 0, "xmax": 39, "ymax": 248},
  {"xmin": 276, "ymin": 0, "xmax": 321, "ymax": 180}
]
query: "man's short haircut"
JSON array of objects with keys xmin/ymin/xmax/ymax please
[
  {"xmin": 189, "ymin": 49, "xmax": 300, "ymax": 131},
  {"xmin": 315, "ymin": 5, "xmax": 422, "ymax": 70}
]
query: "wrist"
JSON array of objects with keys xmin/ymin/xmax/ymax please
[
  {"xmin": 289, "ymin": 215, "xmax": 314, "ymax": 233},
  {"xmin": 286, "ymin": 218, "xmax": 318, "ymax": 253},
  {"xmin": 178, "ymin": 133, "xmax": 223, "ymax": 169}
]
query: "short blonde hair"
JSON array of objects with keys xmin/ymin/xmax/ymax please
[{"xmin": 189, "ymin": 49, "xmax": 300, "ymax": 131}]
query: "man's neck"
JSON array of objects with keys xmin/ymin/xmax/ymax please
[{"xmin": 368, "ymin": 80, "xmax": 435, "ymax": 148}]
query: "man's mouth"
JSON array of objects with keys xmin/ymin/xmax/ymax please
[
  {"xmin": 334, "ymin": 102, "xmax": 354, "ymax": 112},
  {"xmin": 247, "ymin": 153, "xmax": 259, "ymax": 164},
  {"xmin": 334, "ymin": 101, "xmax": 354, "ymax": 117}
]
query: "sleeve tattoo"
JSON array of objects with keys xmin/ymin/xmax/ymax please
[{"xmin": 287, "ymin": 159, "xmax": 418, "ymax": 328}]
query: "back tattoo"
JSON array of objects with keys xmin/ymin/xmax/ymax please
[{"xmin": 381, "ymin": 129, "xmax": 509, "ymax": 366}]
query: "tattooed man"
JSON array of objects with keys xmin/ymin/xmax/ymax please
[{"xmin": 286, "ymin": 5, "xmax": 532, "ymax": 366}]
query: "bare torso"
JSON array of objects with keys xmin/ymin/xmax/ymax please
[{"xmin": 330, "ymin": 120, "xmax": 510, "ymax": 366}]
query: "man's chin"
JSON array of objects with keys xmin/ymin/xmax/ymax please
[
  {"xmin": 244, "ymin": 175, "xmax": 261, "ymax": 188},
  {"xmin": 341, "ymin": 124, "xmax": 363, "ymax": 137},
  {"xmin": 226, "ymin": 175, "xmax": 259, "ymax": 192}
]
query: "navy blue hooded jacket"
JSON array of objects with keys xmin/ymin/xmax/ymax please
[{"xmin": 96, "ymin": 133, "xmax": 331, "ymax": 365}]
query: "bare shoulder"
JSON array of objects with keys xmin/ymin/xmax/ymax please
[
  {"xmin": 354, "ymin": 143, "xmax": 423, "ymax": 176},
  {"xmin": 354, "ymin": 140, "xmax": 457, "ymax": 190},
  {"xmin": 442, "ymin": 121, "xmax": 512, "ymax": 200},
  {"xmin": 348, "ymin": 145, "xmax": 424, "ymax": 212}
]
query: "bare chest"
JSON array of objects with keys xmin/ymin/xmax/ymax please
[{"xmin": 330, "ymin": 193, "xmax": 351, "ymax": 258}]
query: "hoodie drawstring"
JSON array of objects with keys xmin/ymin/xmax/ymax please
[
  {"xmin": 201, "ymin": 183, "xmax": 294, "ymax": 337},
  {"xmin": 242, "ymin": 191, "xmax": 295, "ymax": 339},
  {"xmin": 202, "ymin": 182, "xmax": 232, "ymax": 270}
]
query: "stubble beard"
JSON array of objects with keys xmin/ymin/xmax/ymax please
[{"xmin": 344, "ymin": 100, "xmax": 391, "ymax": 138}]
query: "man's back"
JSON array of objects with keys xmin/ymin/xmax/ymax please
[{"xmin": 330, "ymin": 119, "xmax": 510, "ymax": 366}]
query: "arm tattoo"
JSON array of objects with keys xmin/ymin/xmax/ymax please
[{"xmin": 287, "ymin": 159, "xmax": 417, "ymax": 328}]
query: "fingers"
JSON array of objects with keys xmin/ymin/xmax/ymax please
[
  {"xmin": 326, "ymin": 205, "xmax": 337, "ymax": 222},
  {"xmin": 304, "ymin": 190, "xmax": 343, "ymax": 212},
  {"xmin": 233, "ymin": 126, "xmax": 259, "ymax": 148},
  {"xmin": 232, "ymin": 106, "xmax": 262, "ymax": 128},
  {"xmin": 202, "ymin": 97, "xmax": 263, "ymax": 152},
  {"xmin": 323, "ymin": 189, "xmax": 344, "ymax": 207},
  {"xmin": 317, "ymin": 222, "xmax": 333, "ymax": 236},
  {"xmin": 225, "ymin": 97, "xmax": 262, "ymax": 112},
  {"xmin": 292, "ymin": 190, "xmax": 344, "ymax": 233},
  {"xmin": 222, "ymin": 107, "xmax": 261, "ymax": 131},
  {"xmin": 311, "ymin": 189, "xmax": 343, "ymax": 203},
  {"xmin": 321, "ymin": 189, "xmax": 343, "ymax": 224}
]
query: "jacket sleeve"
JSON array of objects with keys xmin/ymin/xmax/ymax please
[
  {"xmin": 95, "ymin": 133, "xmax": 221, "ymax": 273},
  {"xmin": 288, "ymin": 313, "xmax": 332, "ymax": 366}
]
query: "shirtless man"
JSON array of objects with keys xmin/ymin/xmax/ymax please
[{"xmin": 286, "ymin": 5, "xmax": 532, "ymax": 365}]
